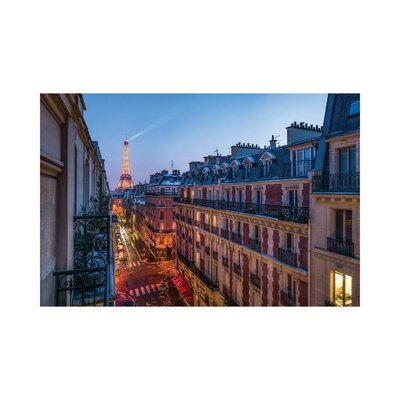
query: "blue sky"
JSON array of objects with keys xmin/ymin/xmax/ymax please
[{"xmin": 83, "ymin": 93, "xmax": 328, "ymax": 189}]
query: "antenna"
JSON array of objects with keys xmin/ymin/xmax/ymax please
[{"xmin": 171, "ymin": 160, "xmax": 174, "ymax": 171}]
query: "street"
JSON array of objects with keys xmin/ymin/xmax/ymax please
[{"xmin": 113, "ymin": 223, "xmax": 178, "ymax": 306}]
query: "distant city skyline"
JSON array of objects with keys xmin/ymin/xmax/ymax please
[{"xmin": 83, "ymin": 94, "xmax": 328, "ymax": 189}]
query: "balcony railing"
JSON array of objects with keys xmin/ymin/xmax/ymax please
[
  {"xmin": 277, "ymin": 248, "xmax": 298, "ymax": 267},
  {"xmin": 327, "ymin": 237, "xmax": 354, "ymax": 257},
  {"xmin": 231, "ymin": 232, "xmax": 242, "ymax": 245},
  {"xmin": 205, "ymin": 246, "xmax": 211, "ymax": 256},
  {"xmin": 312, "ymin": 172, "xmax": 360, "ymax": 193},
  {"xmin": 211, "ymin": 226, "xmax": 219, "ymax": 235},
  {"xmin": 177, "ymin": 253, "xmax": 219, "ymax": 291},
  {"xmin": 212, "ymin": 251, "xmax": 218, "ymax": 261},
  {"xmin": 195, "ymin": 241, "xmax": 200, "ymax": 249},
  {"xmin": 280, "ymin": 290, "xmax": 296, "ymax": 306},
  {"xmin": 250, "ymin": 272, "xmax": 261, "ymax": 288},
  {"xmin": 222, "ymin": 256, "xmax": 229, "ymax": 268},
  {"xmin": 54, "ymin": 215, "xmax": 111, "ymax": 306},
  {"xmin": 233, "ymin": 262, "xmax": 242, "ymax": 276},
  {"xmin": 174, "ymin": 197, "xmax": 309, "ymax": 223},
  {"xmin": 222, "ymin": 286, "xmax": 239, "ymax": 306},
  {"xmin": 248, "ymin": 237, "xmax": 261, "ymax": 252},
  {"xmin": 221, "ymin": 228, "xmax": 230, "ymax": 240},
  {"xmin": 203, "ymin": 222, "xmax": 211, "ymax": 231}
]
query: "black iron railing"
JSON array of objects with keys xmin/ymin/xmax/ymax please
[
  {"xmin": 221, "ymin": 228, "xmax": 229, "ymax": 240},
  {"xmin": 312, "ymin": 172, "xmax": 360, "ymax": 193},
  {"xmin": 327, "ymin": 238, "xmax": 354, "ymax": 257},
  {"xmin": 248, "ymin": 238, "xmax": 261, "ymax": 252},
  {"xmin": 205, "ymin": 246, "xmax": 211, "ymax": 256},
  {"xmin": 177, "ymin": 253, "xmax": 219, "ymax": 291},
  {"xmin": 174, "ymin": 197, "xmax": 309, "ymax": 223},
  {"xmin": 233, "ymin": 262, "xmax": 242, "ymax": 276},
  {"xmin": 280, "ymin": 290, "xmax": 296, "ymax": 306},
  {"xmin": 212, "ymin": 251, "xmax": 218, "ymax": 261},
  {"xmin": 231, "ymin": 232, "xmax": 242, "ymax": 245},
  {"xmin": 222, "ymin": 286, "xmax": 239, "ymax": 306},
  {"xmin": 222, "ymin": 256, "xmax": 229, "ymax": 268},
  {"xmin": 277, "ymin": 248, "xmax": 298, "ymax": 267},
  {"xmin": 211, "ymin": 226, "xmax": 219, "ymax": 235},
  {"xmin": 54, "ymin": 215, "xmax": 111, "ymax": 306},
  {"xmin": 250, "ymin": 272, "xmax": 261, "ymax": 288}
]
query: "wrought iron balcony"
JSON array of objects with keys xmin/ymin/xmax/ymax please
[
  {"xmin": 233, "ymin": 262, "xmax": 242, "ymax": 276},
  {"xmin": 203, "ymin": 222, "xmax": 211, "ymax": 231},
  {"xmin": 250, "ymin": 272, "xmax": 261, "ymax": 289},
  {"xmin": 222, "ymin": 286, "xmax": 239, "ymax": 306},
  {"xmin": 54, "ymin": 215, "xmax": 111, "ymax": 306},
  {"xmin": 211, "ymin": 226, "xmax": 219, "ymax": 235},
  {"xmin": 231, "ymin": 232, "xmax": 242, "ymax": 245},
  {"xmin": 221, "ymin": 228, "xmax": 229, "ymax": 240},
  {"xmin": 277, "ymin": 248, "xmax": 298, "ymax": 267},
  {"xmin": 177, "ymin": 253, "xmax": 219, "ymax": 291},
  {"xmin": 187, "ymin": 217, "xmax": 193, "ymax": 225},
  {"xmin": 312, "ymin": 172, "xmax": 360, "ymax": 193},
  {"xmin": 174, "ymin": 197, "xmax": 309, "ymax": 223},
  {"xmin": 280, "ymin": 290, "xmax": 296, "ymax": 306},
  {"xmin": 327, "ymin": 237, "xmax": 354, "ymax": 257},
  {"xmin": 205, "ymin": 246, "xmax": 211, "ymax": 256},
  {"xmin": 212, "ymin": 251, "xmax": 218, "ymax": 261},
  {"xmin": 248, "ymin": 237, "xmax": 261, "ymax": 252},
  {"xmin": 222, "ymin": 256, "xmax": 229, "ymax": 268},
  {"xmin": 195, "ymin": 241, "xmax": 200, "ymax": 249}
]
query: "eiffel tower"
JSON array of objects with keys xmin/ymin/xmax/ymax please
[{"xmin": 116, "ymin": 140, "xmax": 134, "ymax": 190}]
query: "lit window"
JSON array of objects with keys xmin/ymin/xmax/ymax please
[{"xmin": 330, "ymin": 271, "xmax": 352, "ymax": 306}]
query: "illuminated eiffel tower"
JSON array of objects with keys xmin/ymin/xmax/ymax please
[{"xmin": 116, "ymin": 140, "xmax": 134, "ymax": 190}]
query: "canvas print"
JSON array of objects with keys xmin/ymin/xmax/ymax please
[{"xmin": 40, "ymin": 93, "xmax": 360, "ymax": 306}]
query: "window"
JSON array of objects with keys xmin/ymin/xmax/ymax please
[
  {"xmin": 330, "ymin": 270, "xmax": 352, "ymax": 306},
  {"xmin": 286, "ymin": 233, "xmax": 294, "ymax": 251},
  {"xmin": 339, "ymin": 146, "xmax": 356, "ymax": 174},
  {"xmin": 292, "ymin": 147, "xmax": 314, "ymax": 177},
  {"xmin": 288, "ymin": 190, "xmax": 298, "ymax": 207},
  {"xmin": 160, "ymin": 211, "xmax": 164, "ymax": 220},
  {"xmin": 349, "ymin": 100, "xmax": 360, "ymax": 117},
  {"xmin": 336, "ymin": 210, "xmax": 352, "ymax": 242},
  {"xmin": 254, "ymin": 225, "xmax": 260, "ymax": 240},
  {"xmin": 237, "ymin": 221, "xmax": 241, "ymax": 234}
]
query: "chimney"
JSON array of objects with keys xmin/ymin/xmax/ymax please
[{"xmin": 270, "ymin": 135, "xmax": 277, "ymax": 149}]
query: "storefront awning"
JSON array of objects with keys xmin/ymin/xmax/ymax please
[{"xmin": 171, "ymin": 274, "xmax": 193, "ymax": 305}]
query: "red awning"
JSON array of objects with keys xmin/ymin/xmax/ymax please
[{"xmin": 171, "ymin": 275, "xmax": 192, "ymax": 305}]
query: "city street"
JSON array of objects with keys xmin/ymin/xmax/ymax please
[{"xmin": 113, "ymin": 223, "xmax": 177, "ymax": 306}]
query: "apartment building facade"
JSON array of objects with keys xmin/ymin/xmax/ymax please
[
  {"xmin": 310, "ymin": 94, "xmax": 360, "ymax": 306},
  {"xmin": 175, "ymin": 125, "xmax": 322, "ymax": 306}
]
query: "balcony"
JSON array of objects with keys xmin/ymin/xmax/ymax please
[
  {"xmin": 174, "ymin": 197, "xmax": 309, "ymax": 223},
  {"xmin": 205, "ymin": 246, "xmax": 211, "ymax": 256},
  {"xmin": 327, "ymin": 237, "xmax": 354, "ymax": 257},
  {"xmin": 248, "ymin": 237, "xmax": 261, "ymax": 252},
  {"xmin": 312, "ymin": 172, "xmax": 360, "ymax": 193},
  {"xmin": 177, "ymin": 253, "xmax": 219, "ymax": 291},
  {"xmin": 212, "ymin": 251, "xmax": 218, "ymax": 261},
  {"xmin": 187, "ymin": 217, "xmax": 193, "ymax": 225},
  {"xmin": 280, "ymin": 290, "xmax": 296, "ymax": 306},
  {"xmin": 250, "ymin": 272, "xmax": 261, "ymax": 288},
  {"xmin": 54, "ymin": 215, "xmax": 111, "ymax": 306},
  {"xmin": 203, "ymin": 222, "xmax": 211, "ymax": 231},
  {"xmin": 222, "ymin": 286, "xmax": 239, "ymax": 306},
  {"xmin": 277, "ymin": 248, "xmax": 298, "ymax": 267},
  {"xmin": 195, "ymin": 241, "xmax": 200, "ymax": 249},
  {"xmin": 233, "ymin": 262, "xmax": 242, "ymax": 276},
  {"xmin": 211, "ymin": 226, "xmax": 219, "ymax": 235},
  {"xmin": 231, "ymin": 232, "xmax": 242, "ymax": 245},
  {"xmin": 221, "ymin": 228, "xmax": 229, "ymax": 240},
  {"xmin": 222, "ymin": 256, "xmax": 229, "ymax": 268}
]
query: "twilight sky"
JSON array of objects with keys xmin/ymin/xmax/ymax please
[{"xmin": 83, "ymin": 93, "xmax": 328, "ymax": 190}]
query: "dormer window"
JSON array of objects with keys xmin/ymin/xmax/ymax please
[
  {"xmin": 260, "ymin": 152, "xmax": 275, "ymax": 177},
  {"xmin": 243, "ymin": 157, "xmax": 254, "ymax": 179},
  {"xmin": 230, "ymin": 160, "xmax": 241, "ymax": 180}
]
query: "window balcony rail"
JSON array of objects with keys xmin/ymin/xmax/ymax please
[
  {"xmin": 187, "ymin": 217, "xmax": 193, "ymax": 225},
  {"xmin": 222, "ymin": 286, "xmax": 239, "ymax": 306},
  {"xmin": 233, "ymin": 262, "xmax": 242, "ymax": 276},
  {"xmin": 280, "ymin": 290, "xmax": 296, "ymax": 306},
  {"xmin": 250, "ymin": 272, "xmax": 261, "ymax": 288},
  {"xmin": 221, "ymin": 228, "xmax": 230, "ymax": 240},
  {"xmin": 54, "ymin": 214, "xmax": 111, "ymax": 306},
  {"xmin": 195, "ymin": 241, "xmax": 200, "ymax": 249},
  {"xmin": 312, "ymin": 172, "xmax": 360, "ymax": 193},
  {"xmin": 248, "ymin": 238, "xmax": 261, "ymax": 252},
  {"xmin": 177, "ymin": 253, "xmax": 219, "ymax": 291},
  {"xmin": 205, "ymin": 246, "xmax": 211, "ymax": 256},
  {"xmin": 174, "ymin": 197, "xmax": 309, "ymax": 223},
  {"xmin": 277, "ymin": 248, "xmax": 298, "ymax": 267},
  {"xmin": 222, "ymin": 256, "xmax": 229, "ymax": 267},
  {"xmin": 188, "ymin": 237, "xmax": 193, "ymax": 244},
  {"xmin": 327, "ymin": 237, "xmax": 354, "ymax": 257},
  {"xmin": 203, "ymin": 222, "xmax": 210, "ymax": 231},
  {"xmin": 231, "ymin": 232, "xmax": 242, "ymax": 245},
  {"xmin": 194, "ymin": 220, "xmax": 201, "ymax": 228},
  {"xmin": 212, "ymin": 251, "xmax": 218, "ymax": 261},
  {"xmin": 211, "ymin": 226, "xmax": 219, "ymax": 235}
]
